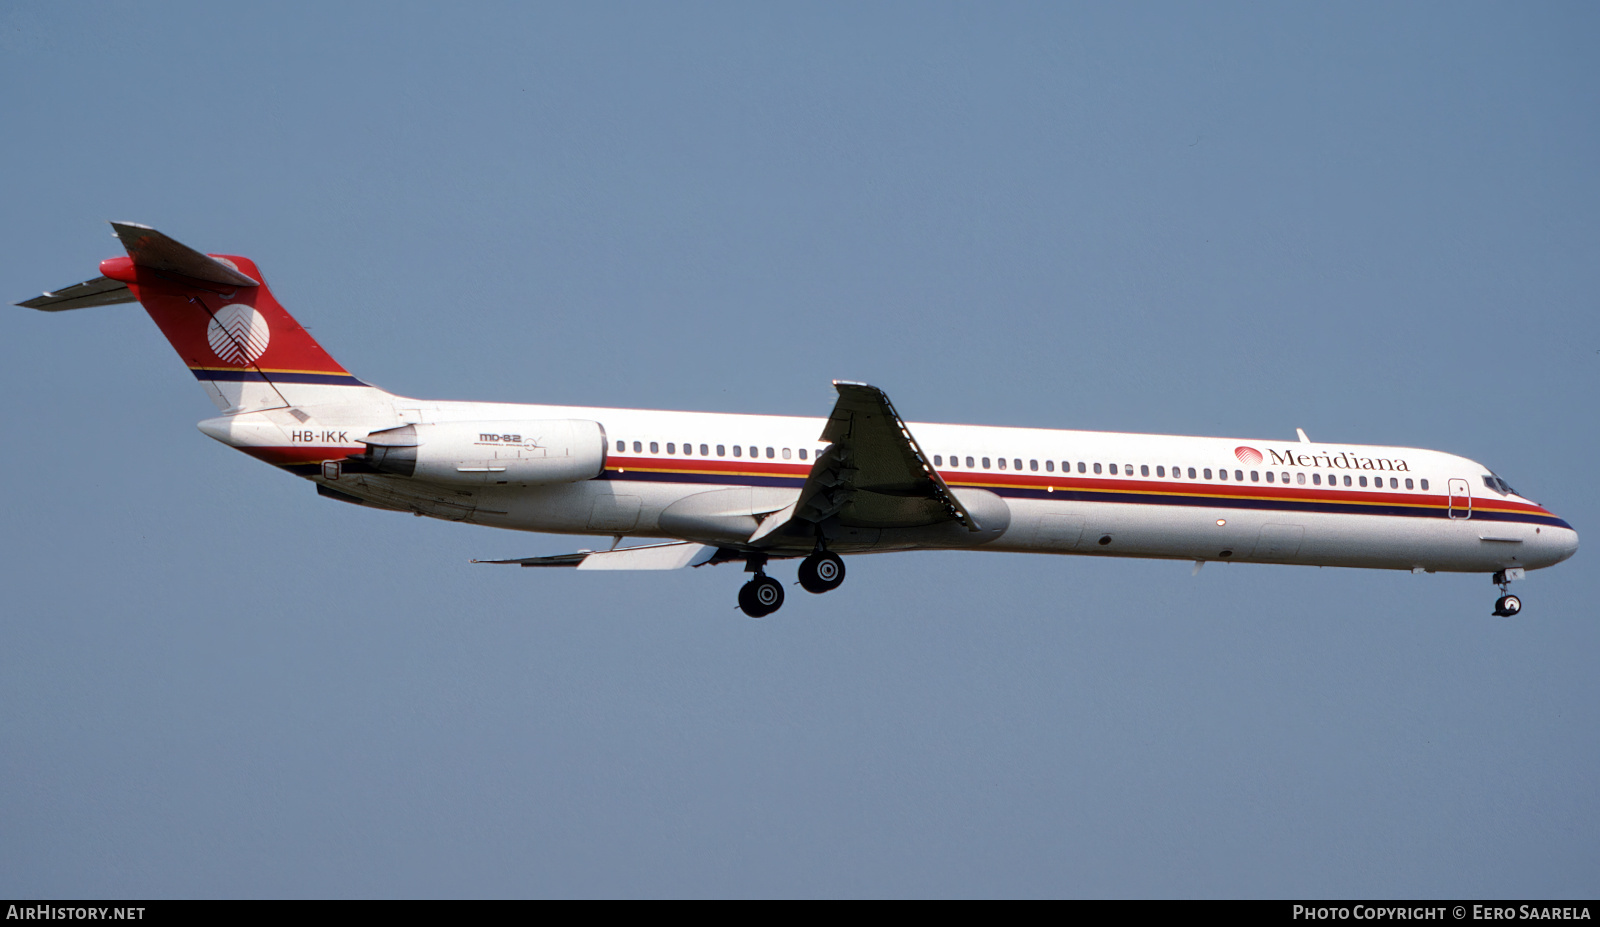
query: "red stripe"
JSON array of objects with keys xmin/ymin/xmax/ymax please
[
  {"xmin": 239, "ymin": 445, "xmax": 357, "ymax": 466},
  {"xmin": 606, "ymin": 456, "xmax": 1554, "ymax": 518}
]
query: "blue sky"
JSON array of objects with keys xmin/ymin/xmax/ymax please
[{"xmin": 2, "ymin": 2, "xmax": 1597, "ymax": 897}]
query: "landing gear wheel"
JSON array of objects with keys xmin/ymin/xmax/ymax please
[
  {"xmin": 1491, "ymin": 570, "xmax": 1524, "ymax": 617},
  {"xmin": 738, "ymin": 575, "xmax": 785, "ymax": 618},
  {"xmin": 1494, "ymin": 594, "xmax": 1522, "ymax": 617},
  {"xmin": 798, "ymin": 552, "xmax": 846, "ymax": 594}
]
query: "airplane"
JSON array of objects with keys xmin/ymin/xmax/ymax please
[{"xmin": 19, "ymin": 223, "xmax": 1578, "ymax": 618}]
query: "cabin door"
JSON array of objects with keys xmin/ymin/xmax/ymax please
[{"xmin": 1448, "ymin": 478, "xmax": 1472, "ymax": 519}]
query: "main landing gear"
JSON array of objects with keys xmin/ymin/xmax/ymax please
[
  {"xmin": 738, "ymin": 573, "xmax": 785, "ymax": 618},
  {"xmin": 798, "ymin": 550, "xmax": 845, "ymax": 594},
  {"xmin": 736, "ymin": 549, "xmax": 847, "ymax": 618},
  {"xmin": 1492, "ymin": 569, "xmax": 1524, "ymax": 617}
]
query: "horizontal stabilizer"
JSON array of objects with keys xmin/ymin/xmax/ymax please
[
  {"xmin": 475, "ymin": 541, "xmax": 717, "ymax": 570},
  {"xmin": 17, "ymin": 275, "xmax": 135, "ymax": 311},
  {"xmin": 110, "ymin": 221, "xmax": 259, "ymax": 287}
]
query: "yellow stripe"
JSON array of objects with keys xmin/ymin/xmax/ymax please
[{"xmin": 188, "ymin": 365, "xmax": 353, "ymax": 376}]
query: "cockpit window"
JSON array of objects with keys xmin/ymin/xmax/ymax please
[{"xmin": 1482, "ymin": 474, "xmax": 1519, "ymax": 497}]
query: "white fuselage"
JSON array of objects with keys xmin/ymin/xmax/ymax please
[{"xmin": 202, "ymin": 393, "xmax": 1579, "ymax": 574}]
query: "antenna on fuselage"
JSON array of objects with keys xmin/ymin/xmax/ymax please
[{"xmin": 1296, "ymin": 428, "xmax": 1312, "ymax": 444}]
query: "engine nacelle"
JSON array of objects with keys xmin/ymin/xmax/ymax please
[{"xmin": 362, "ymin": 420, "xmax": 606, "ymax": 486}]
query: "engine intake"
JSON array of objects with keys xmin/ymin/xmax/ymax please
[{"xmin": 361, "ymin": 420, "xmax": 606, "ymax": 486}]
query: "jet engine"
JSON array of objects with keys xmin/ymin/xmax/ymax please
[{"xmin": 360, "ymin": 420, "xmax": 606, "ymax": 486}]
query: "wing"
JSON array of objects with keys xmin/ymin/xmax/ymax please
[
  {"xmin": 749, "ymin": 381, "xmax": 979, "ymax": 547},
  {"xmin": 475, "ymin": 541, "xmax": 720, "ymax": 570}
]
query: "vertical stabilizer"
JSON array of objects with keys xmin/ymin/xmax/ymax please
[{"xmin": 86, "ymin": 223, "xmax": 384, "ymax": 412}]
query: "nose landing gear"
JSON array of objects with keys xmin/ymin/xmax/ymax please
[{"xmin": 1492, "ymin": 569, "xmax": 1525, "ymax": 617}]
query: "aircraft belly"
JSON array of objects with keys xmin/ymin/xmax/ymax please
[{"xmin": 985, "ymin": 499, "xmax": 1527, "ymax": 572}]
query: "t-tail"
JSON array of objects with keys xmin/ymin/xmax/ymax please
[{"xmin": 18, "ymin": 221, "xmax": 388, "ymax": 413}]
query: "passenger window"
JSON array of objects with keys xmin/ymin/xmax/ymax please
[
  {"xmin": 967, "ymin": 457, "xmax": 975, "ymax": 468},
  {"xmin": 1405, "ymin": 478, "xmax": 1414, "ymax": 490},
  {"xmin": 1030, "ymin": 460, "xmax": 1039, "ymax": 471},
  {"xmin": 1390, "ymin": 478, "xmax": 1398, "ymax": 489},
  {"xmin": 1420, "ymin": 479, "xmax": 1429, "ymax": 490},
  {"xmin": 1125, "ymin": 464, "xmax": 1133, "ymax": 475},
  {"xmin": 1046, "ymin": 461, "xmax": 1055, "ymax": 472},
  {"xmin": 999, "ymin": 458, "xmax": 1007, "ymax": 470},
  {"xmin": 633, "ymin": 441, "xmax": 642, "ymax": 453},
  {"xmin": 1204, "ymin": 468, "xmax": 1213, "ymax": 479},
  {"xmin": 1156, "ymin": 466, "xmax": 1165, "ymax": 477},
  {"xmin": 733, "ymin": 446, "xmax": 742, "ymax": 457},
  {"xmin": 1343, "ymin": 475, "xmax": 1352, "ymax": 487},
  {"xmin": 1093, "ymin": 463, "xmax": 1102, "ymax": 474},
  {"xmin": 1234, "ymin": 470, "xmax": 1242, "ymax": 481},
  {"xmin": 1265, "ymin": 472, "xmax": 1274, "ymax": 483},
  {"xmin": 700, "ymin": 444, "xmax": 709, "ymax": 456},
  {"xmin": 1187, "ymin": 467, "xmax": 1197, "ymax": 479},
  {"xmin": 650, "ymin": 442, "xmax": 659, "ymax": 454},
  {"xmin": 1141, "ymin": 465, "xmax": 1150, "ymax": 477},
  {"xmin": 1219, "ymin": 469, "xmax": 1228, "ymax": 480},
  {"xmin": 1313, "ymin": 473, "xmax": 1321, "ymax": 485},
  {"xmin": 782, "ymin": 448, "xmax": 791, "ymax": 459},
  {"xmin": 1251, "ymin": 471, "xmax": 1259, "ymax": 482},
  {"xmin": 749, "ymin": 447, "xmax": 758, "ymax": 458},
  {"xmin": 799, "ymin": 448, "xmax": 807, "ymax": 461},
  {"xmin": 1014, "ymin": 459, "xmax": 1022, "ymax": 471},
  {"xmin": 717, "ymin": 445, "xmax": 726, "ymax": 457},
  {"xmin": 1284, "ymin": 472, "xmax": 1292, "ymax": 484},
  {"xmin": 934, "ymin": 455, "xmax": 942, "ymax": 466},
  {"xmin": 982, "ymin": 457, "xmax": 991, "ymax": 469},
  {"xmin": 666, "ymin": 443, "xmax": 675, "ymax": 454},
  {"xmin": 1078, "ymin": 462, "xmax": 1087, "ymax": 474},
  {"xmin": 685, "ymin": 442, "xmax": 693, "ymax": 455},
  {"xmin": 1359, "ymin": 476, "xmax": 1367, "ymax": 487},
  {"xmin": 615, "ymin": 440, "xmax": 624, "ymax": 452},
  {"xmin": 1108, "ymin": 464, "xmax": 1117, "ymax": 475}
]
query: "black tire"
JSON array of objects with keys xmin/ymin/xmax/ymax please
[
  {"xmin": 739, "ymin": 576, "xmax": 784, "ymax": 617},
  {"xmin": 798, "ymin": 552, "xmax": 846, "ymax": 594}
]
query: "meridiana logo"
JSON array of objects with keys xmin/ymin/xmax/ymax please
[
  {"xmin": 207, "ymin": 304, "xmax": 270, "ymax": 366},
  {"xmin": 1235, "ymin": 446, "xmax": 1263, "ymax": 464}
]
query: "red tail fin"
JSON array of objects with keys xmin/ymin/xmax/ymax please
[{"xmin": 98, "ymin": 223, "xmax": 376, "ymax": 412}]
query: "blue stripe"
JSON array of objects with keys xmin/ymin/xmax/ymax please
[
  {"xmin": 604, "ymin": 469, "xmax": 806, "ymax": 489},
  {"xmin": 192, "ymin": 368, "xmax": 369, "ymax": 386},
  {"xmin": 601, "ymin": 470, "xmax": 1570, "ymax": 528},
  {"xmin": 281, "ymin": 465, "xmax": 1572, "ymax": 531}
]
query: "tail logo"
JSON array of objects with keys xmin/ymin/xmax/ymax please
[{"xmin": 206, "ymin": 304, "xmax": 271, "ymax": 366}]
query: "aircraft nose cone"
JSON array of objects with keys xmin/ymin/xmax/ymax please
[
  {"xmin": 1529, "ymin": 521, "xmax": 1579, "ymax": 569},
  {"xmin": 1550, "ymin": 524, "xmax": 1579, "ymax": 564}
]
